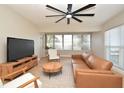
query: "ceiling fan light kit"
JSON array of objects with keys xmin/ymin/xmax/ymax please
[
  {"xmin": 66, "ymin": 14, "xmax": 72, "ymax": 18},
  {"xmin": 46, "ymin": 4, "xmax": 96, "ymax": 24}
]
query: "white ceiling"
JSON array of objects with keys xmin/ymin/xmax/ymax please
[{"xmin": 8, "ymin": 4, "xmax": 124, "ymax": 27}]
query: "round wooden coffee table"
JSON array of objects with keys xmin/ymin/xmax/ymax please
[{"xmin": 42, "ymin": 62, "xmax": 62, "ymax": 78}]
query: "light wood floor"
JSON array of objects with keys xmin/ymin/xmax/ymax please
[{"xmin": 29, "ymin": 57, "xmax": 124, "ymax": 88}]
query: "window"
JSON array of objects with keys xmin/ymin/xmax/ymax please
[
  {"xmin": 82, "ymin": 34, "xmax": 91, "ymax": 51},
  {"xmin": 55, "ymin": 35, "xmax": 63, "ymax": 50},
  {"xmin": 45, "ymin": 33, "xmax": 91, "ymax": 51},
  {"xmin": 73, "ymin": 35, "xmax": 82, "ymax": 50},
  {"xmin": 46, "ymin": 34, "xmax": 54, "ymax": 49},
  {"xmin": 64, "ymin": 35, "xmax": 72, "ymax": 50},
  {"xmin": 105, "ymin": 25, "xmax": 124, "ymax": 70}
]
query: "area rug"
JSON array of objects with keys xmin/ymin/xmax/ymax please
[{"xmin": 28, "ymin": 58, "xmax": 75, "ymax": 88}]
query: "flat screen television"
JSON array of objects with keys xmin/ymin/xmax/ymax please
[{"xmin": 7, "ymin": 37, "xmax": 34, "ymax": 62}]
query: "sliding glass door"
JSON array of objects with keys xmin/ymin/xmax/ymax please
[{"xmin": 105, "ymin": 25, "xmax": 124, "ymax": 70}]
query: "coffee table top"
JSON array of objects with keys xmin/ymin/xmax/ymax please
[{"xmin": 42, "ymin": 62, "xmax": 62, "ymax": 73}]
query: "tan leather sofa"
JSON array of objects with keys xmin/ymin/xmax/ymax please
[{"xmin": 72, "ymin": 53, "xmax": 122, "ymax": 88}]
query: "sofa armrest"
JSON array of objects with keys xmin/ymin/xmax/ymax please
[
  {"xmin": 76, "ymin": 69, "xmax": 114, "ymax": 74},
  {"xmin": 75, "ymin": 72, "xmax": 122, "ymax": 88}
]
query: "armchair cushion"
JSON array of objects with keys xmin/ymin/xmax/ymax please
[
  {"xmin": 49, "ymin": 55, "xmax": 60, "ymax": 60},
  {"xmin": 48, "ymin": 49, "xmax": 60, "ymax": 60}
]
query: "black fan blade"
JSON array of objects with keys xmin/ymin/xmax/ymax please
[
  {"xmin": 67, "ymin": 4, "xmax": 72, "ymax": 12},
  {"xmin": 67, "ymin": 18, "xmax": 70, "ymax": 24},
  {"xmin": 46, "ymin": 15, "xmax": 65, "ymax": 17},
  {"xmin": 72, "ymin": 16, "xmax": 82, "ymax": 22},
  {"xmin": 46, "ymin": 5, "xmax": 66, "ymax": 14},
  {"xmin": 74, "ymin": 14, "xmax": 95, "ymax": 16},
  {"xmin": 72, "ymin": 4, "xmax": 96, "ymax": 14},
  {"xmin": 55, "ymin": 16, "xmax": 65, "ymax": 23}
]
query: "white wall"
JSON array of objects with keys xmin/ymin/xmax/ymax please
[
  {"xmin": 40, "ymin": 24, "xmax": 101, "ymax": 33},
  {"xmin": 103, "ymin": 10, "xmax": 124, "ymax": 31},
  {"xmin": 0, "ymin": 5, "xmax": 41, "ymax": 63},
  {"xmin": 91, "ymin": 31, "xmax": 104, "ymax": 58}
]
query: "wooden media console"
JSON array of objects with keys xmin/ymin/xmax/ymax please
[{"xmin": 0, "ymin": 55, "xmax": 38, "ymax": 80}]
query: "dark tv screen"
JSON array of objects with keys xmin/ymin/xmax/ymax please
[{"xmin": 7, "ymin": 37, "xmax": 34, "ymax": 62}]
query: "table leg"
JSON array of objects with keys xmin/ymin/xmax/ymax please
[
  {"xmin": 60, "ymin": 70, "xmax": 62, "ymax": 74},
  {"xmin": 49, "ymin": 73, "xmax": 51, "ymax": 79}
]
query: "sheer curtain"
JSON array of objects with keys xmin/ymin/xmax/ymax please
[{"xmin": 105, "ymin": 25, "xmax": 124, "ymax": 70}]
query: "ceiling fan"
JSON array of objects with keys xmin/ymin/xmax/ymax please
[{"xmin": 46, "ymin": 4, "xmax": 96, "ymax": 24}]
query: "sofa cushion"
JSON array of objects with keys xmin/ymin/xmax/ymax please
[
  {"xmin": 72, "ymin": 59, "xmax": 84, "ymax": 64},
  {"xmin": 73, "ymin": 63, "xmax": 90, "ymax": 77},
  {"xmin": 72, "ymin": 55, "xmax": 82, "ymax": 59},
  {"xmin": 87, "ymin": 55, "xmax": 113, "ymax": 70},
  {"xmin": 86, "ymin": 55, "xmax": 95, "ymax": 68},
  {"xmin": 76, "ymin": 69, "xmax": 114, "ymax": 74},
  {"xmin": 81, "ymin": 52, "xmax": 91, "ymax": 63},
  {"xmin": 82, "ymin": 52, "xmax": 90, "ymax": 59}
]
